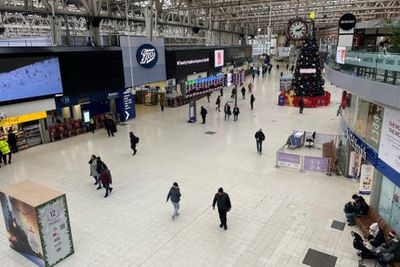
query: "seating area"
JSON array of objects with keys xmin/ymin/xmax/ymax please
[{"xmin": 354, "ymin": 207, "xmax": 400, "ymax": 267}]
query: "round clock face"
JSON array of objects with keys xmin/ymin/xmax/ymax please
[{"xmin": 287, "ymin": 20, "xmax": 308, "ymax": 40}]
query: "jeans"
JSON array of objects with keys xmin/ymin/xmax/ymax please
[
  {"xmin": 172, "ymin": 202, "xmax": 180, "ymax": 216},
  {"xmin": 234, "ymin": 115, "xmax": 238, "ymax": 121},
  {"xmin": 345, "ymin": 212, "xmax": 356, "ymax": 223},
  {"xmin": 107, "ymin": 128, "xmax": 114, "ymax": 137},
  {"xmin": 256, "ymin": 141, "xmax": 262, "ymax": 153}
]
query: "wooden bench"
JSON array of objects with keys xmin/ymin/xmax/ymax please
[{"xmin": 354, "ymin": 207, "xmax": 400, "ymax": 267}]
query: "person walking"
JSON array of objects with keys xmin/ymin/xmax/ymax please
[
  {"xmin": 88, "ymin": 155, "xmax": 99, "ymax": 185},
  {"xmin": 130, "ymin": 132, "xmax": 139, "ymax": 155},
  {"xmin": 224, "ymin": 103, "xmax": 231, "ymax": 120},
  {"xmin": 95, "ymin": 157, "xmax": 107, "ymax": 190},
  {"xmin": 104, "ymin": 116, "xmax": 115, "ymax": 137},
  {"xmin": 166, "ymin": 182, "xmax": 181, "ymax": 220},
  {"xmin": 252, "ymin": 72, "xmax": 255, "ymax": 81},
  {"xmin": 160, "ymin": 95, "xmax": 166, "ymax": 112},
  {"xmin": 250, "ymin": 94, "xmax": 255, "ymax": 110},
  {"xmin": 7, "ymin": 129, "xmax": 18, "ymax": 153},
  {"xmin": 233, "ymin": 106, "xmax": 240, "ymax": 121},
  {"xmin": 212, "ymin": 187, "xmax": 231, "ymax": 230},
  {"xmin": 276, "ymin": 64, "xmax": 280, "ymax": 70},
  {"xmin": 0, "ymin": 140, "xmax": 12, "ymax": 165},
  {"xmin": 215, "ymin": 96, "xmax": 221, "ymax": 112},
  {"xmin": 100, "ymin": 166, "xmax": 113, "ymax": 198},
  {"xmin": 206, "ymin": 92, "xmax": 211, "ymax": 103},
  {"xmin": 231, "ymin": 87, "xmax": 236, "ymax": 99},
  {"xmin": 200, "ymin": 106, "xmax": 208, "ymax": 124},
  {"xmin": 299, "ymin": 96, "xmax": 305, "ymax": 114},
  {"xmin": 89, "ymin": 117, "xmax": 96, "ymax": 134},
  {"xmin": 241, "ymin": 86, "xmax": 246, "ymax": 99},
  {"xmin": 220, "ymin": 88, "xmax": 223, "ymax": 96},
  {"xmin": 290, "ymin": 65, "xmax": 295, "ymax": 73},
  {"xmin": 268, "ymin": 65, "xmax": 272, "ymax": 74},
  {"xmin": 286, "ymin": 63, "xmax": 289, "ymax": 71},
  {"xmin": 255, "ymin": 128, "xmax": 265, "ymax": 154}
]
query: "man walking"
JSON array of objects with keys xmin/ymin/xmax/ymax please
[
  {"xmin": 166, "ymin": 182, "xmax": 181, "ymax": 220},
  {"xmin": 215, "ymin": 96, "xmax": 221, "ymax": 112},
  {"xmin": 224, "ymin": 103, "xmax": 231, "ymax": 120},
  {"xmin": 212, "ymin": 187, "xmax": 231, "ymax": 230},
  {"xmin": 255, "ymin": 128, "xmax": 265, "ymax": 154},
  {"xmin": 233, "ymin": 106, "xmax": 240, "ymax": 121},
  {"xmin": 200, "ymin": 106, "xmax": 208, "ymax": 124},
  {"xmin": 250, "ymin": 94, "xmax": 255, "ymax": 110},
  {"xmin": 241, "ymin": 86, "xmax": 246, "ymax": 99},
  {"xmin": 299, "ymin": 96, "xmax": 305, "ymax": 114}
]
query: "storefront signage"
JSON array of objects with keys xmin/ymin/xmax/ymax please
[
  {"xmin": 299, "ymin": 68, "xmax": 316, "ymax": 74},
  {"xmin": 214, "ymin": 50, "xmax": 224, "ymax": 67},
  {"xmin": 0, "ymin": 111, "xmax": 46, "ymax": 127},
  {"xmin": 177, "ymin": 58, "xmax": 210, "ymax": 66},
  {"xmin": 346, "ymin": 129, "xmax": 367, "ymax": 160},
  {"xmin": 136, "ymin": 44, "xmax": 158, "ymax": 69},
  {"xmin": 339, "ymin": 13, "xmax": 356, "ymax": 30},
  {"xmin": 379, "ymin": 107, "xmax": 400, "ymax": 174},
  {"xmin": 277, "ymin": 152, "xmax": 301, "ymax": 169},
  {"xmin": 359, "ymin": 164, "xmax": 374, "ymax": 194},
  {"xmin": 123, "ymin": 90, "xmax": 134, "ymax": 121}
]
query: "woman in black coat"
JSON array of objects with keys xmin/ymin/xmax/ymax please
[{"xmin": 130, "ymin": 132, "xmax": 139, "ymax": 155}]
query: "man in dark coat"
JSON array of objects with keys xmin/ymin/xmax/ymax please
[
  {"xmin": 200, "ymin": 106, "xmax": 208, "ymax": 124},
  {"xmin": 212, "ymin": 187, "xmax": 231, "ymax": 230},
  {"xmin": 7, "ymin": 129, "xmax": 18, "ymax": 153},
  {"xmin": 299, "ymin": 96, "xmax": 305, "ymax": 114},
  {"xmin": 241, "ymin": 86, "xmax": 246, "ymax": 99},
  {"xmin": 255, "ymin": 128, "xmax": 265, "ymax": 154},
  {"xmin": 129, "ymin": 131, "xmax": 139, "ymax": 155},
  {"xmin": 104, "ymin": 116, "xmax": 115, "ymax": 137},
  {"xmin": 250, "ymin": 94, "xmax": 255, "ymax": 110},
  {"xmin": 233, "ymin": 106, "xmax": 240, "ymax": 121},
  {"xmin": 166, "ymin": 182, "xmax": 181, "ymax": 220},
  {"xmin": 215, "ymin": 96, "xmax": 221, "ymax": 112}
]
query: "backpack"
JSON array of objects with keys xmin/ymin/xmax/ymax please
[{"xmin": 135, "ymin": 136, "xmax": 140, "ymax": 144}]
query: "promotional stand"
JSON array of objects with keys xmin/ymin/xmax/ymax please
[{"xmin": 0, "ymin": 181, "xmax": 74, "ymax": 267}]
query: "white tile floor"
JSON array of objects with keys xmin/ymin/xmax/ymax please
[{"xmin": 0, "ymin": 68, "xmax": 368, "ymax": 266}]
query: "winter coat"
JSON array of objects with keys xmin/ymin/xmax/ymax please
[
  {"xmin": 96, "ymin": 159, "xmax": 107, "ymax": 174},
  {"xmin": 250, "ymin": 95, "xmax": 255, "ymax": 103},
  {"xmin": 216, "ymin": 97, "xmax": 221, "ymax": 105},
  {"xmin": 201, "ymin": 107, "xmax": 208, "ymax": 117},
  {"xmin": 100, "ymin": 169, "xmax": 112, "ymax": 185},
  {"xmin": 89, "ymin": 158, "xmax": 98, "ymax": 177},
  {"xmin": 255, "ymin": 131, "xmax": 265, "ymax": 142},
  {"xmin": 130, "ymin": 135, "xmax": 138, "ymax": 145},
  {"xmin": 241, "ymin": 87, "xmax": 246, "ymax": 94},
  {"xmin": 368, "ymin": 229, "xmax": 386, "ymax": 248},
  {"xmin": 355, "ymin": 197, "xmax": 369, "ymax": 216},
  {"xmin": 213, "ymin": 192, "xmax": 231, "ymax": 211},
  {"xmin": 233, "ymin": 107, "xmax": 240, "ymax": 115},
  {"xmin": 167, "ymin": 186, "xmax": 181, "ymax": 203},
  {"xmin": 224, "ymin": 105, "xmax": 231, "ymax": 114},
  {"xmin": 380, "ymin": 238, "xmax": 400, "ymax": 261}
]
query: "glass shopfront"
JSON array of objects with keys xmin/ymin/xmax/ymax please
[{"xmin": 378, "ymin": 175, "xmax": 400, "ymax": 233}]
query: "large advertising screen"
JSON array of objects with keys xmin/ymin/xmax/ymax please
[
  {"xmin": 175, "ymin": 50, "xmax": 211, "ymax": 77},
  {"xmin": 379, "ymin": 107, "xmax": 400, "ymax": 174},
  {"xmin": 0, "ymin": 56, "xmax": 63, "ymax": 103}
]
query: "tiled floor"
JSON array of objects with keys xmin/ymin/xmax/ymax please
[{"xmin": 0, "ymin": 68, "xmax": 367, "ymax": 266}]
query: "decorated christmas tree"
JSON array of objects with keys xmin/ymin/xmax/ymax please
[{"xmin": 291, "ymin": 30, "xmax": 325, "ymax": 97}]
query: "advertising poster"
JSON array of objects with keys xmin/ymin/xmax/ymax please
[
  {"xmin": 277, "ymin": 152, "xmax": 301, "ymax": 169},
  {"xmin": 359, "ymin": 164, "xmax": 374, "ymax": 194},
  {"xmin": 379, "ymin": 107, "xmax": 400, "ymax": 174},
  {"xmin": 0, "ymin": 192, "xmax": 45, "ymax": 267},
  {"xmin": 303, "ymin": 156, "xmax": 330, "ymax": 172},
  {"xmin": 348, "ymin": 151, "xmax": 362, "ymax": 177},
  {"xmin": 336, "ymin": 47, "xmax": 346, "ymax": 64},
  {"xmin": 37, "ymin": 195, "xmax": 73, "ymax": 267},
  {"xmin": 214, "ymin": 50, "xmax": 224, "ymax": 67}
]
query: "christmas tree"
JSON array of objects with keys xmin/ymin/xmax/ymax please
[{"xmin": 291, "ymin": 30, "xmax": 325, "ymax": 97}]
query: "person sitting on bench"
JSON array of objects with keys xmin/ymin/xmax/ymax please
[
  {"xmin": 352, "ymin": 223, "xmax": 386, "ymax": 260},
  {"xmin": 376, "ymin": 231, "xmax": 400, "ymax": 267},
  {"xmin": 344, "ymin": 194, "xmax": 369, "ymax": 226}
]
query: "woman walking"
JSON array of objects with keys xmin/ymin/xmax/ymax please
[
  {"xmin": 100, "ymin": 166, "xmax": 113, "ymax": 198},
  {"xmin": 166, "ymin": 182, "xmax": 181, "ymax": 220},
  {"xmin": 129, "ymin": 132, "xmax": 139, "ymax": 155},
  {"xmin": 88, "ymin": 155, "xmax": 99, "ymax": 185}
]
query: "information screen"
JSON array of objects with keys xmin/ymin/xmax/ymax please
[{"xmin": 0, "ymin": 56, "xmax": 63, "ymax": 103}]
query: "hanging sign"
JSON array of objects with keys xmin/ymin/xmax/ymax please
[
  {"xmin": 0, "ymin": 111, "xmax": 47, "ymax": 127},
  {"xmin": 339, "ymin": 13, "xmax": 356, "ymax": 30}
]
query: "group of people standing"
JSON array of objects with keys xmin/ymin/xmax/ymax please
[
  {"xmin": 200, "ymin": 83, "xmax": 256, "ymax": 124},
  {"xmin": 89, "ymin": 155, "xmax": 113, "ymax": 198}
]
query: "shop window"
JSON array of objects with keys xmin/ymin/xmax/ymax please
[
  {"xmin": 355, "ymin": 98, "xmax": 369, "ymax": 138},
  {"xmin": 378, "ymin": 176, "xmax": 400, "ymax": 233},
  {"xmin": 365, "ymin": 103, "xmax": 383, "ymax": 151}
]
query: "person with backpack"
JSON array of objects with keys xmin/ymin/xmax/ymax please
[
  {"xmin": 250, "ymin": 94, "xmax": 255, "ymax": 110},
  {"xmin": 129, "ymin": 132, "xmax": 139, "ymax": 155},
  {"xmin": 215, "ymin": 96, "xmax": 221, "ymax": 112},
  {"xmin": 212, "ymin": 187, "xmax": 231, "ymax": 230},
  {"xmin": 344, "ymin": 201, "xmax": 357, "ymax": 226},
  {"xmin": 166, "ymin": 182, "xmax": 181, "ymax": 220},
  {"xmin": 233, "ymin": 106, "xmax": 240, "ymax": 121},
  {"xmin": 255, "ymin": 128, "xmax": 265, "ymax": 154},
  {"xmin": 224, "ymin": 103, "xmax": 231, "ymax": 120},
  {"xmin": 200, "ymin": 106, "xmax": 208, "ymax": 124}
]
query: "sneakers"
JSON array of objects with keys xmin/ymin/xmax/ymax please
[
  {"xmin": 224, "ymin": 225, "xmax": 227, "ymax": 230},
  {"xmin": 219, "ymin": 223, "xmax": 223, "ymax": 228},
  {"xmin": 96, "ymin": 186, "xmax": 102, "ymax": 190}
]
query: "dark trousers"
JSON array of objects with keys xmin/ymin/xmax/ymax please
[
  {"xmin": 201, "ymin": 116, "xmax": 206, "ymax": 124},
  {"xmin": 161, "ymin": 105, "xmax": 164, "ymax": 111},
  {"xmin": 251, "ymin": 102, "xmax": 254, "ymax": 110},
  {"xmin": 104, "ymin": 183, "xmax": 111, "ymax": 197},
  {"xmin": 242, "ymin": 93, "xmax": 245, "ymax": 99},
  {"xmin": 1, "ymin": 153, "xmax": 11, "ymax": 164},
  {"xmin": 299, "ymin": 106, "xmax": 304, "ymax": 114},
  {"xmin": 256, "ymin": 140, "xmax": 262, "ymax": 153},
  {"xmin": 10, "ymin": 143, "xmax": 18, "ymax": 153},
  {"xmin": 234, "ymin": 115, "xmax": 238, "ymax": 121},
  {"xmin": 218, "ymin": 209, "xmax": 227, "ymax": 227},
  {"xmin": 131, "ymin": 144, "xmax": 137, "ymax": 154},
  {"xmin": 106, "ymin": 128, "xmax": 114, "ymax": 137},
  {"xmin": 224, "ymin": 113, "xmax": 230, "ymax": 120},
  {"xmin": 90, "ymin": 124, "xmax": 95, "ymax": 134}
]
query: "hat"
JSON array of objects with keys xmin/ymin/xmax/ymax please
[
  {"xmin": 389, "ymin": 231, "xmax": 397, "ymax": 238},
  {"xmin": 369, "ymin": 222, "xmax": 379, "ymax": 231}
]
